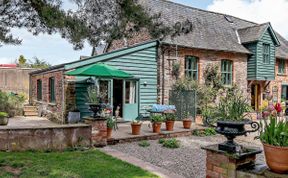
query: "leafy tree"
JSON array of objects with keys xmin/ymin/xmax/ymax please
[
  {"xmin": 0, "ymin": 0, "xmax": 171, "ymax": 49},
  {"xmin": 18, "ymin": 55, "xmax": 27, "ymax": 67},
  {"xmin": 29, "ymin": 57, "xmax": 51, "ymax": 69}
]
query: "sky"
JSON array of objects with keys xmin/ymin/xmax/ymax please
[{"xmin": 0, "ymin": 0, "xmax": 288, "ymax": 65}]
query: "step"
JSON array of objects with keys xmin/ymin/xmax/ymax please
[
  {"xmin": 24, "ymin": 111, "xmax": 38, "ymax": 116},
  {"xmin": 23, "ymin": 106, "xmax": 38, "ymax": 112}
]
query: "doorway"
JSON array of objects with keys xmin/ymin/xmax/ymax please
[
  {"xmin": 251, "ymin": 84, "xmax": 260, "ymax": 111},
  {"xmin": 113, "ymin": 79, "xmax": 123, "ymax": 117}
]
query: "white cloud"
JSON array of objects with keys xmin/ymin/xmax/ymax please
[{"xmin": 207, "ymin": 0, "xmax": 288, "ymax": 39}]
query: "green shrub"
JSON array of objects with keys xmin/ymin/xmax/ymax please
[
  {"xmin": 138, "ymin": 140, "xmax": 150, "ymax": 147},
  {"xmin": 160, "ymin": 138, "xmax": 180, "ymax": 149},
  {"xmin": 165, "ymin": 113, "xmax": 176, "ymax": 121},
  {"xmin": 0, "ymin": 91, "xmax": 25, "ymax": 117},
  {"xmin": 193, "ymin": 128, "xmax": 216, "ymax": 137},
  {"xmin": 106, "ymin": 117, "xmax": 116, "ymax": 129},
  {"xmin": 0, "ymin": 112, "xmax": 8, "ymax": 118},
  {"xmin": 158, "ymin": 138, "xmax": 165, "ymax": 144}
]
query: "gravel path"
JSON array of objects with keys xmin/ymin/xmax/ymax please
[{"xmin": 109, "ymin": 135, "xmax": 264, "ymax": 178}]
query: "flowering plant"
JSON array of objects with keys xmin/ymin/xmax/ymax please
[{"xmin": 257, "ymin": 96, "xmax": 288, "ymax": 147}]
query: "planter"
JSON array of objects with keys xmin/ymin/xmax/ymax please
[
  {"xmin": 67, "ymin": 112, "xmax": 80, "ymax": 123},
  {"xmin": 215, "ymin": 120, "xmax": 260, "ymax": 153},
  {"xmin": 0, "ymin": 117, "xmax": 8, "ymax": 126},
  {"xmin": 263, "ymin": 143, "xmax": 288, "ymax": 173},
  {"xmin": 152, "ymin": 122, "xmax": 162, "ymax": 133},
  {"xmin": 183, "ymin": 119, "xmax": 192, "ymax": 129},
  {"xmin": 131, "ymin": 123, "xmax": 142, "ymax": 135},
  {"xmin": 87, "ymin": 103, "xmax": 102, "ymax": 118},
  {"xmin": 165, "ymin": 120, "xmax": 175, "ymax": 131},
  {"xmin": 107, "ymin": 127, "xmax": 113, "ymax": 139}
]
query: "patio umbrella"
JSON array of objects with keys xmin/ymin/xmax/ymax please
[{"xmin": 65, "ymin": 63, "xmax": 133, "ymax": 78}]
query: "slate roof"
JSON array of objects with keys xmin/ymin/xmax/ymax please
[
  {"xmin": 237, "ymin": 23, "xmax": 271, "ymax": 44},
  {"xmin": 138, "ymin": 0, "xmax": 288, "ymax": 59}
]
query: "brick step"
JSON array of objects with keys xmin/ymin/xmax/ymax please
[
  {"xmin": 23, "ymin": 106, "xmax": 38, "ymax": 112},
  {"xmin": 24, "ymin": 111, "xmax": 38, "ymax": 116}
]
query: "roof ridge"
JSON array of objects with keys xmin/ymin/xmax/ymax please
[
  {"xmin": 238, "ymin": 22, "xmax": 270, "ymax": 31},
  {"xmin": 159, "ymin": 0, "xmax": 257, "ymax": 25}
]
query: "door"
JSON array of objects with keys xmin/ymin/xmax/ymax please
[
  {"xmin": 98, "ymin": 79, "xmax": 113, "ymax": 107},
  {"xmin": 123, "ymin": 80, "xmax": 139, "ymax": 121}
]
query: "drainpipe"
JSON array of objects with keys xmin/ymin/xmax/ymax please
[
  {"xmin": 61, "ymin": 70, "xmax": 65, "ymax": 124},
  {"xmin": 161, "ymin": 47, "xmax": 165, "ymax": 105}
]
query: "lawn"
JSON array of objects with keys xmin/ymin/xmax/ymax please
[{"xmin": 0, "ymin": 149, "xmax": 158, "ymax": 178}]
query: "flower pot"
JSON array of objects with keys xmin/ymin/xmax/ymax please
[
  {"xmin": 68, "ymin": 112, "xmax": 80, "ymax": 123},
  {"xmin": 0, "ymin": 117, "xmax": 8, "ymax": 126},
  {"xmin": 263, "ymin": 143, "xmax": 288, "ymax": 173},
  {"xmin": 131, "ymin": 123, "xmax": 142, "ymax": 135},
  {"xmin": 107, "ymin": 127, "xmax": 113, "ymax": 139},
  {"xmin": 165, "ymin": 120, "xmax": 175, "ymax": 131},
  {"xmin": 152, "ymin": 122, "xmax": 162, "ymax": 133},
  {"xmin": 183, "ymin": 119, "xmax": 192, "ymax": 129}
]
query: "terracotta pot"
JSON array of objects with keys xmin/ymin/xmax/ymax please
[
  {"xmin": 183, "ymin": 119, "xmax": 192, "ymax": 129},
  {"xmin": 131, "ymin": 123, "xmax": 142, "ymax": 135},
  {"xmin": 165, "ymin": 120, "xmax": 175, "ymax": 131},
  {"xmin": 152, "ymin": 122, "xmax": 162, "ymax": 133},
  {"xmin": 107, "ymin": 127, "xmax": 113, "ymax": 139},
  {"xmin": 263, "ymin": 143, "xmax": 288, "ymax": 173}
]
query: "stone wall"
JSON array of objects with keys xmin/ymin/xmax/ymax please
[
  {"xmin": 0, "ymin": 125, "xmax": 91, "ymax": 151},
  {"xmin": 30, "ymin": 70, "xmax": 72, "ymax": 123},
  {"xmin": 159, "ymin": 46, "xmax": 249, "ymax": 104}
]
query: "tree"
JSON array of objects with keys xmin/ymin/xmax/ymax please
[
  {"xmin": 29, "ymin": 57, "xmax": 51, "ymax": 69},
  {"xmin": 18, "ymin": 55, "xmax": 27, "ymax": 66},
  {"xmin": 0, "ymin": 0, "xmax": 170, "ymax": 49}
]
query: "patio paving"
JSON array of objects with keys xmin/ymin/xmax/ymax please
[{"xmin": 109, "ymin": 121, "xmax": 205, "ymax": 143}]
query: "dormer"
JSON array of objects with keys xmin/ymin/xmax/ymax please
[{"xmin": 238, "ymin": 23, "xmax": 280, "ymax": 81}]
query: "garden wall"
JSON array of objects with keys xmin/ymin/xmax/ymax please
[{"xmin": 0, "ymin": 125, "xmax": 91, "ymax": 151}]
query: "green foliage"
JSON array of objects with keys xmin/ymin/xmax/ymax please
[
  {"xmin": 138, "ymin": 140, "xmax": 150, "ymax": 147},
  {"xmin": 0, "ymin": 91, "xmax": 25, "ymax": 117},
  {"xmin": 212, "ymin": 87, "xmax": 252, "ymax": 121},
  {"xmin": 165, "ymin": 113, "xmax": 176, "ymax": 121},
  {"xmin": 106, "ymin": 117, "xmax": 116, "ymax": 129},
  {"xmin": 203, "ymin": 63, "xmax": 223, "ymax": 89},
  {"xmin": 193, "ymin": 128, "xmax": 216, "ymax": 137},
  {"xmin": 172, "ymin": 62, "xmax": 180, "ymax": 79},
  {"xmin": 29, "ymin": 57, "xmax": 51, "ymax": 69},
  {"xmin": 158, "ymin": 138, "xmax": 165, "ymax": 144},
  {"xmin": 150, "ymin": 115, "xmax": 164, "ymax": 123},
  {"xmin": 160, "ymin": 138, "xmax": 180, "ymax": 149},
  {"xmin": 260, "ymin": 117, "xmax": 288, "ymax": 147},
  {"xmin": 86, "ymin": 85, "xmax": 99, "ymax": 104},
  {"xmin": 0, "ymin": 150, "xmax": 157, "ymax": 178},
  {"xmin": 172, "ymin": 78, "xmax": 198, "ymax": 91},
  {"xmin": 18, "ymin": 55, "xmax": 27, "ymax": 66},
  {"xmin": 0, "ymin": 112, "xmax": 8, "ymax": 118}
]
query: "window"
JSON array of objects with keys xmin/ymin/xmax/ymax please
[
  {"xmin": 221, "ymin": 60, "xmax": 233, "ymax": 85},
  {"xmin": 263, "ymin": 43, "xmax": 270, "ymax": 64},
  {"xmin": 278, "ymin": 59, "xmax": 285, "ymax": 74},
  {"xmin": 37, "ymin": 79, "xmax": 42, "ymax": 101},
  {"xmin": 281, "ymin": 85, "xmax": 288, "ymax": 101},
  {"xmin": 125, "ymin": 81, "xmax": 136, "ymax": 104},
  {"xmin": 185, "ymin": 56, "xmax": 198, "ymax": 80},
  {"xmin": 49, "ymin": 77, "xmax": 55, "ymax": 103}
]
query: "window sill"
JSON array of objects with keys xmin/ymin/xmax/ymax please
[{"xmin": 277, "ymin": 74, "xmax": 287, "ymax": 76}]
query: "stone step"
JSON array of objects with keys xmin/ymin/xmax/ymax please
[
  {"xmin": 24, "ymin": 111, "xmax": 38, "ymax": 116},
  {"xmin": 23, "ymin": 106, "xmax": 37, "ymax": 112}
]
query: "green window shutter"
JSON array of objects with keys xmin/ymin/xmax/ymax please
[
  {"xmin": 221, "ymin": 60, "xmax": 233, "ymax": 85},
  {"xmin": 278, "ymin": 59, "xmax": 285, "ymax": 74},
  {"xmin": 37, "ymin": 80, "xmax": 42, "ymax": 101},
  {"xmin": 263, "ymin": 43, "xmax": 270, "ymax": 64},
  {"xmin": 185, "ymin": 56, "xmax": 198, "ymax": 80},
  {"xmin": 49, "ymin": 77, "xmax": 55, "ymax": 103}
]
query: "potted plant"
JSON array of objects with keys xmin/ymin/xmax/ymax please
[
  {"xmin": 150, "ymin": 115, "xmax": 164, "ymax": 133},
  {"xmin": 0, "ymin": 112, "xmax": 8, "ymax": 125},
  {"xmin": 131, "ymin": 115, "xmax": 143, "ymax": 135},
  {"xmin": 86, "ymin": 85, "xmax": 102, "ymax": 118},
  {"xmin": 106, "ymin": 116, "xmax": 115, "ymax": 139},
  {"xmin": 211, "ymin": 87, "xmax": 259, "ymax": 153},
  {"xmin": 183, "ymin": 111, "xmax": 192, "ymax": 129},
  {"xmin": 258, "ymin": 97, "xmax": 288, "ymax": 173},
  {"xmin": 165, "ymin": 113, "xmax": 176, "ymax": 131}
]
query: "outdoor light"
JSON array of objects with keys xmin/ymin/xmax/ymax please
[{"xmin": 143, "ymin": 81, "xmax": 147, "ymax": 87}]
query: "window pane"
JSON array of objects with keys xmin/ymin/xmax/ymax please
[
  {"xmin": 49, "ymin": 77, "xmax": 55, "ymax": 102},
  {"xmin": 99, "ymin": 80, "xmax": 109, "ymax": 103},
  {"xmin": 125, "ymin": 81, "xmax": 136, "ymax": 104},
  {"xmin": 221, "ymin": 60, "xmax": 232, "ymax": 85},
  {"xmin": 185, "ymin": 56, "xmax": 198, "ymax": 80}
]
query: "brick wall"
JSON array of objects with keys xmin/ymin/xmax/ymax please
[
  {"xmin": 30, "ymin": 70, "xmax": 66, "ymax": 123},
  {"xmin": 270, "ymin": 58, "xmax": 288, "ymax": 103},
  {"xmin": 159, "ymin": 46, "xmax": 249, "ymax": 104}
]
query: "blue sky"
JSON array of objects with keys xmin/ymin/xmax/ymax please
[{"xmin": 0, "ymin": 0, "xmax": 287, "ymax": 65}]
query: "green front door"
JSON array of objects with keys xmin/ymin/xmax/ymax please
[{"xmin": 123, "ymin": 80, "xmax": 139, "ymax": 121}]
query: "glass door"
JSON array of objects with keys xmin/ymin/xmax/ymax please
[
  {"xmin": 123, "ymin": 80, "xmax": 139, "ymax": 121},
  {"xmin": 98, "ymin": 79, "xmax": 113, "ymax": 108}
]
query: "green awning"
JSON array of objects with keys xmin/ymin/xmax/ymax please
[{"xmin": 65, "ymin": 63, "xmax": 133, "ymax": 78}]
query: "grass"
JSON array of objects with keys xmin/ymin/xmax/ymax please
[
  {"xmin": 138, "ymin": 140, "xmax": 150, "ymax": 147},
  {"xmin": 0, "ymin": 149, "xmax": 158, "ymax": 178}
]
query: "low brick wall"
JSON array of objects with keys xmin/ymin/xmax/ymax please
[{"xmin": 0, "ymin": 125, "xmax": 91, "ymax": 151}]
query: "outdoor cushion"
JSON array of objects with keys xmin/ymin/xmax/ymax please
[{"xmin": 150, "ymin": 104, "xmax": 176, "ymax": 112}]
